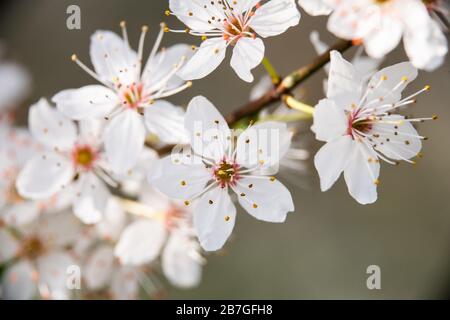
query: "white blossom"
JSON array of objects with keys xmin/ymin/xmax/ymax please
[
  {"xmin": 52, "ymin": 24, "xmax": 192, "ymax": 174},
  {"xmin": 16, "ymin": 99, "xmax": 115, "ymax": 224},
  {"xmin": 298, "ymin": 0, "xmax": 448, "ymax": 71},
  {"xmin": 313, "ymin": 51, "xmax": 435, "ymax": 204},
  {"xmin": 149, "ymin": 96, "xmax": 294, "ymax": 251},
  {"xmin": 168, "ymin": 0, "xmax": 301, "ymax": 82}
]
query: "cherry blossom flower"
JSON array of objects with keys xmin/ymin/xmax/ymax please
[
  {"xmin": 0, "ymin": 128, "xmax": 72, "ymax": 227},
  {"xmin": 167, "ymin": 0, "xmax": 301, "ymax": 82},
  {"xmin": 0, "ymin": 211, "xmax": 81, "ymax": 299},
  {"xmin": 114, "ymin": 186, "xmax": 203, "ymax": 288},
  {"xmin": 149, "ymin": 96, "xmax": 294, "ymax": 251},
  {"xmin": 52, "ymin": 23, "xmax": 192, "ymax": 174},
  {"xmin": 313, "ymin": 51, "xmax": 435, "ymax": 204},
  {"xmin": 298, "ymin": 0, "xmax": 448, "ymax": 71},
  {"xmin": 15, "ymin": 99, "xmax": 116, "ymax": 224}
]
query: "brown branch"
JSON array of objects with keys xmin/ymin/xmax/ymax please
[
  {"xmin": 225, "ymin": 39, "xmax": 353, "ymax": 125},
  {"xmin": 153, "ymin": 39, "xmax": 353, "ymax": 156}
]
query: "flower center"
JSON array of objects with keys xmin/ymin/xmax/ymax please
[
  {"xmin": 374, "ymin": 0, "xmax": 391, "ymax": 4},
  {"xmin": 5, "ymin": 182, "xmax": 25, "ymax": 204},
  {"xmin": 347, "ymin": 110, "xmax": 373, "ymax": 138},
  {"xmin": 20, "ymin": 237, "xmax": 45, "ymax": 260},
  {"xmin": 72, "ymin": 145, "xmax": 97, "ymax": 170},
  {"xmin": 223, "ymin": 15, "xmax": 255, "ymax": 44},
  {"xmin": 214, "ymin": 159, "xmax": 240, "ymax": 187},
  {"xmin": 120, "ymin": 83, "xmax": 144, "ymax": 109}
]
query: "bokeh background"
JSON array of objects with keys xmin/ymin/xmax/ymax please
[{"xmin": 1, "ymin": 0, "xmax": 449, "ymax": 299}]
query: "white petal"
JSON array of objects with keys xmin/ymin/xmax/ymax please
[
  {"xmin": 230, "ymin": 37, "xmax": 264, "ymax": 83},
  {"xmin": 169, "ymin": 0, "xmax": 222, "ymax": 31},
  {"xmin": 1, "ymin": 201, "xmax": 40, "ymax": 227},
  {"xmin": 404, "ymin": 19, "xmax": 448, "ymax": 71},
  {"xmin": 95, "ymin": 197, "xmax": 126, "ymax": 241},
  {"xmin": 314, "ymin": 135, "xmax": 354, "ymax": 192},
  {"xmin": 144, "ymin": 100, "xmax": 188, "ymax": 144},
  {"xmin": 114, "ymin": 219, "xmax": 167, "ymax": 266},
  {"xmin": 178, "ymin": 38, "xmax": 227, "ymax": 81},
  {"xmin": 0, "ymin": 228, "xmax": 19, "ymax": 264},
  {"xmin": 148, "ymin": 155, "xmax": 211, "ymax": 200},
  {"xmin": 235, "ymin": 0, "xmax": 260, "ymax": 14},
  {"xmin": 90, "ymin": 30, "xmax": 138, "ymax": 86},
  {"xmin": 16, "ymin": 153, "xmax": 74, "ymax": 200},
  {"xmin": 104, "ymin": 110, "xmax": 146, "ymax": 174},
  {"xmin": 371, "ymin": 115, "xmax": 422, "ymax": 161},
  {"xmin": 185, "ymin": 96, "xmax": 231, "ymax": 161},
  {"xmin": 194, "ymin": 187, "xmax": 236, "ymax": 251},
  {"xmin": 234, "ymin": 176, "xmax": 294, "ymax": 223},
  {"xmin": 344, "ymin": 143, "xmax": 380, "ymax": 205},
  {"xmin": 162, "ymin": 232, "xmax": 202, "ymax": 288},
  {"xmin": 143, "ymin": 44, "xmax": 193, "ymax": 92},
  {"xmin": 364, "ymin": 16, "xmax": 402, "ymax": 59},
  {"xmin": 327, "ymin": 1, "xmax": 380, "ymax": 40},
  {"xmin": 1, "ymin": 260, "xmax": 37, "ymax": 300},
  {"xmin": 298, "ymin": 0, "xmax": 333, "ymax": 16},
  {"xmin": 52, "ymin": 85, "xmax": 118, "ymax": 120},
  {"xmin": 73, "ymin": 173, "xmax": 110, "ymax": 224},
  {"xmin": 236, "ymin": 121, "xmax": 292, "ymax": 171},
  {"xmin": 110, "ymin": 266, "xmax": 139, "ymax": 300},
  {"xmin": 327, "ymin": 51, "xmax": 362, "ymax": 106},
  {"xmin": 84, "ymin": 245, "xmax": 115, "ymax": 290},
  {"xmin": 28, "ymin": 98, "xmax": 77, "ymax": 151},
  {"xmin": 364, "ymin": 62, "xmax": 418, "ymax": 106},
  {"xmin": 312, "ymin": 98, "xmax": 348, "ymax": 142},
  {"xmin": 35, "ymin": 212, "xmax": 81, "ymax": 248},
  {"xmin": 250, "ymin": 0, "xmax": 301, "ymax": 38},
  {"xmin": 37, "ymin": 251, "xmax": 75, "ymax": 299}
]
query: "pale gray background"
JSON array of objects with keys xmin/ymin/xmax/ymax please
[{"xmin": 1, "ymin": 0, "xmax": 449, "ymax": 299}]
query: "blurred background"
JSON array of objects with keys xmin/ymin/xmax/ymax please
[{"xmin": 0, "ymin": 0, "xmax": 449, "ymax": 299}]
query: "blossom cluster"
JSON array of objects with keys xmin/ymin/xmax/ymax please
[{"xmin": 0, "ymin": 0, "xmax": 446, "ymax": 299}]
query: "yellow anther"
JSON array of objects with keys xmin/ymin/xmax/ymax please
[
  {"xmin": 71, "ymin": 54, "xmax": 78, "ymax": 61},
  {"xmin": 424, "ymin": 85, "xmax": 431, "ymax": 91},
  {"xmin": 374, "ymin": 179, "xmax": 380, "ymax": 186},
  {"xmin": 165, "ymin": 10, "xmax": 171, "ymax": 16},
  {"xmin": 381, "ymin": 75, "xmax": 388, "ymax": 81}
]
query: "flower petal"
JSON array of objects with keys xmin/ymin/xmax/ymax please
[
  {"xmin": 1, "ymin": 260, "xmax": 37, "ymax": 300},
  {"xmin": 0, "ymin": 62, "xmax": 31, "ymax": 110},
  {"xmin": 364, "ymin": 16, "xmax": 402, "ymax": 59},
  {"xmin": 35, "ymin": 212, "xmax": 81, "ymax": 248},
  {"xmin": 250, "ymin": 0, "xmax": 301, "ymax": 38},
  {"xmin": 314, "ymin": 135, "xmax": 354, "ymax": 192},
  {"xmin": 1, "ymin": 201, "xmax": 40, "ymax": 227},
  {"xmin": 28, "ymin": 98, "xmax": 77, "ymax": 151},
  {"xmin": 73, "ymin": 173, "xmax": 110, "ymax": 224},
  {"xmin": 37, "ymin": 251, "xmax": 75, "ymax": 299},
  {"xmin": 90, "ymin": 30, "xmax": 138, "ymax": 86},
  {"xmin": 95, "ymin": 197, "xmax": 127, "ymax": 242},
  {"xmin": 184, "ymin": 96, "xmax": 231, "ymax": 162},
  {"xmin": 230, "ymin": 37, "xmax": 264, "ymax": 83},
  {"xmin": 114, "ymin": 219, "xmax": 167, "ymax": 266},
  {"xmin": 234, "ymin": 176, "xmax": 294, "ymax": 223},
  {"xmin": 104, "ymin": 110, "xmax": 146, "ymax": 174},
  {"xmin": 148, "ymin": 155, "xmax": 211, "ymax": 200},
  {"xmin": 16, "ymin": 153, "xmax": 74, "ymax": 200},
  {"xmin": 162, "ymin": 232, "xmax": 202, "ymax": 288},
  {"xmin": 194, "ymin": 187, "xmax": 236, "ymax": 251},
  {"xmin": 84, "ymin": 245, "xmax": 115, "ymax": 290},
  {"xmin": 144, "ymin": 100, "xmax": 188, "ymax": 144},
  {"xmin": 364, "ymin": 62, "xmax": 418, "ymax": 106},
  {"xmin": 52, "ymin": 85, "xmax": 118, "ymax": 121},
  {"xmin": 110, "ymin": 267, "xmax": 139, "ymax": 300},
  {"xmin": 143, "ymin": 44, "xmax": 193, "ymax": 93},
  {"xmin": 327, "ymin": 51, "xmax": 362, "ymax": 106},
  {"xmin": 177, "ymin": 38, "xmax": 227, "ymax": 81},
  {"xmin": 169, "ymin": 0, "xmax": 222, "ymax": 31},
  {"xmin": 236, "ymin": 121, "xmax": 292, "ymax": 171},
  {"xmin": 403, "ymin": 19, "xmax": 447, "ymax": 71},
  {"xmin": 298, "ymin": 0, "xmax": 333, "ymax": 16},
  {"xmin": 343, "ymin": 143, "xmax": 380, "ymax": 205},
  {"xmin": 313, "ymin": 98, "xmax": 348, "ymax": 142}
]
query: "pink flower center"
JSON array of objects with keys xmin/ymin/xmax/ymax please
[
  {"xmin": 120, "ymin": 83, "xmax": 145, "ymax": 109},
  {"xmin": 347, "ymin": 109, "xmax": 372, "ymax": 139},
  {"xmin": 72, "ymin": 145, "xmax": 98, "ymax": 170},
  {"xmin": 213, "ymin": 158, "xmax": 240, "ymax": 188}
]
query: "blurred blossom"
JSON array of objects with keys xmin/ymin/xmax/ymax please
[
  {"xmin": 0, "ymin": 211, "xmax": 81, "ymax": 299},
  {"xmin": 298, "ymin": 0, "xmax": 448, "ymax": 71}
]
